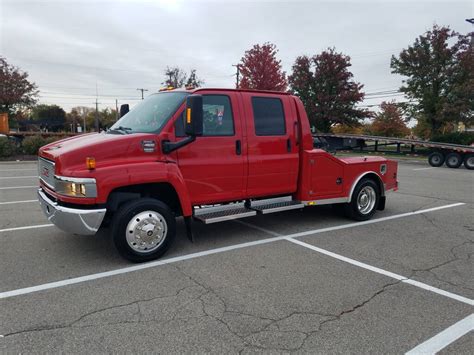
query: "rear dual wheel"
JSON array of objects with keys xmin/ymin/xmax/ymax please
[
  {"xmin": 463, "ymin": 154, "xmax": 474, "ymax": 170},
  {"xmin": 445, "ymin": 152, "xmax": 463, "ymax": 169},
  {"xmin": 428, "ymin": 152, "xmax": 445, "ymax": 167}
]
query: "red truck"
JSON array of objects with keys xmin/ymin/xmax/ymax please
[{"xmin": 37, "ymin": 88, "xmax": 398, "ymax": 262}]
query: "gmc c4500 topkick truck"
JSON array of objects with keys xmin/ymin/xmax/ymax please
[{"xmin": 38, "ymin": 88, "xmax": 398, "ymax": 262}]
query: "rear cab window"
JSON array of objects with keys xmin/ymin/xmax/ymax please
[{"xmin": 251, "ymin": 97, "xmax": 286, "ymax": 136}]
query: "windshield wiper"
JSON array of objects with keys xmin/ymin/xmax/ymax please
[{"xmin": 107, "ymin": 126, "xmax": 132, "ymax": 135}]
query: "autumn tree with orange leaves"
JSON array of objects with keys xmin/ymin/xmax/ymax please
[
  {"xmin": 370, "ymin": 101, "xmax": 410, "ymax": 137},
  {"xmin": 238, "ymin": 43, "xmax": 287, "ymax": 91}
]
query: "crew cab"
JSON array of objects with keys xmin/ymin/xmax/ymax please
[{"xmin": 38, "ymin": 88, "xmax": 398, "ymax": 262}]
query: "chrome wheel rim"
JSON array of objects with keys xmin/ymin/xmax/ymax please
[
  {"xmin": 126, "ymin": 210, "xmax": 167, "ymax": 253},
  {"xmin": 357, "ymin": 186, "xmax": 376, "ymax": 215},
  {"xmin": 431, "ymin": 155, "xmax": 441, "ymax": 164}
]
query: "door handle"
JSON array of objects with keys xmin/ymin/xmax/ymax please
[
  {"xmin": 287, "ymin": 138, "xmax": 292, "ymax": 153},
  {"xmin": 236, "ymin": 140, "xmax": 241, "ymax": 155}
]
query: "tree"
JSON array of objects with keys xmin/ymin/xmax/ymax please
[
  {"xmin": 369, "ymin": 102, "xmax": 410, "ymax": 137},
  {"xmin": 0, "ymin": 57, "xmax": 38, "ymax": 125},
  {"xmin": 185, "ymin": 69, "xmax": 204, "ymax": 88},
  {"xmin": 162, "ymin": 67, "xmax": 203, "ymax": 88},
  {"xmin": 84, "ymin": 108, "xmax": 117, "ymax": 131},
  {"xmin": 238, "ymin": 42, "xmax": 287, "ymax": 91},
  {"xmin": 390, "ymin": 25, "xmax": 473, "ymax": 137},
  {"xmin": 289, "ymin": 48, "xmax": 369, "ymax": 132},
  {"xmin": 30, "ymin": 104, "xmax": 66, "ymax": 132}
]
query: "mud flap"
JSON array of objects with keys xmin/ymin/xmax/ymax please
[
  {"xmin": 377, "ymin": 196, "xmax": 386, "ymax": 211},
  {"xmin": 184, "ymin": 216, "xmax": 194, "ymax": 243}
]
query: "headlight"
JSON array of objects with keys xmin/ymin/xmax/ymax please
[{"xmin": 54, "ymin": 176, "xmax": 97, "ymax": 198}]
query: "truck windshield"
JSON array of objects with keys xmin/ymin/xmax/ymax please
[{"xmin": 109, "ymin": 92, "xmax": 188, "ymax": 134}]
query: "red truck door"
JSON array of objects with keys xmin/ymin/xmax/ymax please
[
  {"xmin": 174, "ymin": 92, "xmax": 246, "ymax": 205},
  {"xmin": 242, "ymin": 92, "xmax": 299, "ymax": 197}
]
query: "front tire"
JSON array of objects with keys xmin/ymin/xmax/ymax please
[
  {"xmin": 345, "ymin": 178, "xmax": 380, "ymax": 221},
  {"xmin": 445, "ymin": 152, "xmax": 462, "ymax": 169},
  {"xmin": 111, "ymin": 198, "xmax": 176, "ymax": 262}
]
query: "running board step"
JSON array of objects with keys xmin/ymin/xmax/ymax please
[
  {"xmin": 251, "ymin": 199, "xmax": 304, "ymax": 214},
  {"xmin": 194, "ymin": 204, "xmax": 256, "ymax": 224}
]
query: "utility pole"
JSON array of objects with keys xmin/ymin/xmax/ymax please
[
  {"xmin": 115, "ymin": 99, "xmax": 119, "ymax": 121},
  {"xmin": 232, "ymin": 64, "xmax": 240, "ymax": 88},
  {"xmin": 466, "ymin": 18, "xmax": 474, "ymax": 46},
  {"xmin": 94, "ymin": 98, "xmax": 100, "ymax": 132},
  {"xmin": 137, "ymin": 88, "xmax": 148, "ymax": 100}
]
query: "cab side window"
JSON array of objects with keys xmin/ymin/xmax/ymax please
[
  {"xmin": 175, "ymin": 95, "xmax": 234, "ymax": 137},
  {"xmin": 252, "ymin": 97, "xmax": 286, "ymax": 136}
]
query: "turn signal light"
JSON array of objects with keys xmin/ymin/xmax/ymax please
[
  {"xmin": 86, "ymin": 157, "xmax": 96, "ymax": 170},
  {"xmin": 186, "ymin": 108, "xmax": 192, "ymax": 124}
]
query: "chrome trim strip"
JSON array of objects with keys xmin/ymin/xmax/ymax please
[
  {"xmin": 38, "ymin": 156, "xmax": 55, "ymax": 166},
  {"xmin": 348, "ymin": 171, "xmax": 385, "ymax": 200},
  {"xmin": 54, "ymin": 175, "xmax": 96, "ymax": 184},
  {"xmin": 303, "ymin": 197, "xmax": 349, "ymax": 206}
]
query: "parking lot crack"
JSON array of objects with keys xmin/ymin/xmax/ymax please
[{"xmin": 1, "ymin": 285, "xmax": 199, "ymax": 338}]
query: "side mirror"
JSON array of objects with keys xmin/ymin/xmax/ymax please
[
  {"xmin": 120, "ymin": 104, "xmax": 129, "ymax": 118},
  {"xmin": 184, "ymin": 95, "xmax": 203, "ymax": 136}
]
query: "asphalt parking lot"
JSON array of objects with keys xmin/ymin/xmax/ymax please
[{"xmin": 0, "ymin": 159, "xmax": 473, "ymax": 353}]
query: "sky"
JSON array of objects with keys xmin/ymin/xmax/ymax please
[{"xmin": 1, "ymin": 0, "xmax": 473, "ymax": 113}]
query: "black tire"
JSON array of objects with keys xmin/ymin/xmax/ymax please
[
  {"xmin": 344, "ymin": 178, "xmax": 380, "ymax": 221},
  {"xmin": 111, "ymin": 198, "xmax": 176, "ymax": 262},
  {"xmin": 428, "ymin": 152, "xmax": 445, "ymax": 167},
  {"xmin": 445, "ymin": 152, "xmax": 463, "ymax": 169},
  {"xmin": 463, "ymin": 154, "xmax": 474, "ymax": 170}
]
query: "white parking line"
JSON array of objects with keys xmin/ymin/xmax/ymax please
[
  {"xmin": 405, "ymin": 313, "xmax": 474, "ymax": 354},
  {"xmin": 284, "ymin": 238, "xmax": 473, "ymax": 305},
  {"xmin": 413, "ymin": 167, "xmax": 435, "ymax": 171},
  {"xmin": 0, "ymin": 203, "xmax": 466, "ymax": 300},
  {"xmin": 0, "ymin": 186, "xmax": 37, "ymax": 190},
  {"xmin": 0, "ymin": 176, "xmax": 36, "ymax": 179},
  {"xmin": 0, "ymin": 224, "xmax": 53, "ymax": 233},
  {"xmin": 0, "ymin": 169, "xmax": 37, "ymax": 172},
  {"xmin": 0, "ymin": 199, "xmax": 38, "ymax": 205}
]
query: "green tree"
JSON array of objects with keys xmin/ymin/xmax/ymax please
[
  {"xmin": 85, "ymin": 108, "xmax": 117, "ymax": 131},
  {"xmin": 30, "ymin": 104, "xmax": 66, "ymax": 132},
  {"xmin": 0, "ymin": 57, "xmax": 38, "ymax": 126},
  {"xmin": 289, "ymin": 48, "xmax": 369, "ymax": 132},
  {"xmin": 390, "ymin": 25, "xmax": 473, "ymax": 137}
]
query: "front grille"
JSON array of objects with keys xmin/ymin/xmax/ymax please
[{"xmin": 38, "ymin": 157, "xmax": 55, "ymax": 190}]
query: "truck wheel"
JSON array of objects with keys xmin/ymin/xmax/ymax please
[
  {"xmin": 345, "ymin": 178, "xmax": 380, "ymax": 221},
  {"xmin": 428, "ymin": 152, "xmax": 445, "ymax": 167},
  {"xmin": 445, "ymin": 152, "xmax": 462, "ymax": 169},
  {"xmin": 463, "ymin": 154, "xmax": 474, "ymax": 170},
  {"xmin": 111, "ymin": 198, "xmax": 176, "ymax": 262}
]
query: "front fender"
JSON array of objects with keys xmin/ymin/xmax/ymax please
[{"xmin": 95, "ymin": 162, "xmax": 193, "ymax": 216}]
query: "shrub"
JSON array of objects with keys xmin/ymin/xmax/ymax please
[
  {"xmin": 431, "ymin": 132, "xmax": 474, "ymax": 146},
  {"xmin": 21, "ymin": 135, "xmax": 47, "ymax": 155},
  {"xmin": 0, "ymin": 137, "xmax": 18, "ymax": 157}
]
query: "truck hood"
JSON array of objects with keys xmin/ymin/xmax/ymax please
[{"xmin": 39, "ymin": 132, "xmax": 160, "ymax": 176}]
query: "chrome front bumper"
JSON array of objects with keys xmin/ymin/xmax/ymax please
[{"xmin": 38, "ymin": 188, "xmax": 106, "ymax": 235}]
